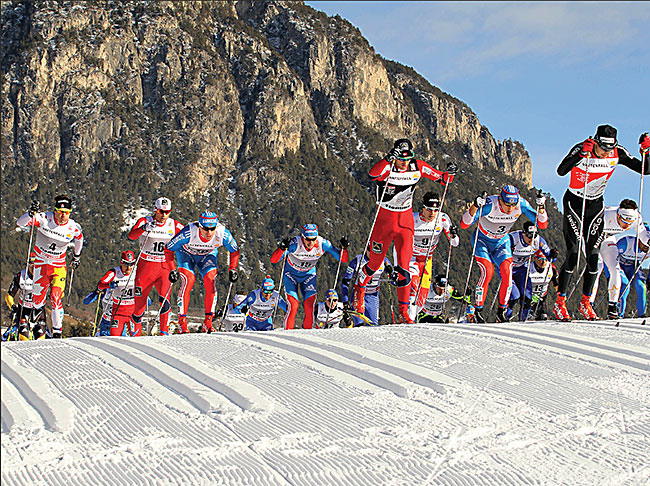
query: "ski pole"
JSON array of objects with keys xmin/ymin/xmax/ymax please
[
  {"xmin": 457, "ymin": 194, "xmax": 486, "ymax": 321},
  {"xmin": 572, "ymin": 155, "xmax": 591, "ymax": 300},
  {"xmin": 91, "ymin": 297, "xmax": 101, "ymax": 337},
  {"xmin": 325, "ymin": 250, "xmax": 345, "ymax": 327},
  {"xmin": 634, "ymin": 142, "xmax": 646, "ymax": 272},
  {"xmin": 519, "ymin": 190, "xmax": 544, "ymax": 320},
  {"xmin": 217, "ymin": 282, "xmax": 233, "ymax": 332},
  {"xmin": 24, "ymin": 207, "xmax": 37, "ymax": 282},
  {"xmin": 273, "ymin": 252, "xmax": 288, "ymax": 329},
  {"xmin": 66, "ymin": 267, "xmax": 75, "ymax": 306}
]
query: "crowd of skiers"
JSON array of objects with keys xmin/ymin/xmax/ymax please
[{"xmin": 3, "ymin": 125, "xmax": 649, "ymax": 340}]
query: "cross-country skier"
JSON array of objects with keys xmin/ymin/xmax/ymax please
[
  {"xmin": 314, "ymin": 289, "xmax": 353, "ymax": 329},
  {"xmin": 589, "ymin": 201, "xmax": 644, "ymax": 318},
  {"xmin": 352, "ymin": 139, "xmax": 457, "ymax": 324},
  {"xmin": 271, "ymin": 224, "xmax": 348, "ymax": 330},
  {"xmin": 16, "ymin": 195, "xmax": 83, "ymax": 338},
  {"xmin": 507, "ymin": 250, "xmax": 559, "ymax": 321},
  {"xmin": 612, "ymin": 226, "xmax": 649, "ymax": 317},
  {"xmin": 127, "ymin": 197, "xmax": 184, "ymax": 336},
  {"xmin": 341, "ymin": 251, "xmax": 394, "ymax": 326},
  {"xmin": 417, "ymin": 274, "xmax": 467, "ymax": 323},
  {"xmin": 167, "ymin": 211, "xmax": 240, "ymax": 333},
  {"xmin": 221, "ymin": 294, "xmax": 247, "ymax": 332},
  {"xmin": 461, "ymin": 185, "xmax": 548, "ymax": 323},
  {"xmin": 553, "ymin": 126, "xmax": 650, "ymax": 321},
  {"xmin": 408, "ymin": 191, "xmax": 459, "ymax": 319},
  {"xmin": 94, "ymin": 251, "xmax": 138, "ymax": 336},
  {"xmin": 233, "ymin": 276, "xmax": 288, "ymax": 331},
  {"xmin": 2, "ymin": 253, "xmax": 45, "ymax": 341}
]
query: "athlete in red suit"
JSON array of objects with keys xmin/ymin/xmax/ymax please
[{"xmin": 353, "ymin": 139, "xmax": 457, "ymax": 323}]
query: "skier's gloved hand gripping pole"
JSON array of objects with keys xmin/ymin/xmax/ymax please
[{"xmin": 457, "ymin": 191, "xmax": 488, "ymax": 322}]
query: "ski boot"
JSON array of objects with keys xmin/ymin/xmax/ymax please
[
  {"xmin": 474, "ymin": 306, "xmax": 486, "ymax": 323},
  {"xmin": 553, "ymin": 295, "xmax": 571, "ymax": 322},
  {"xmin": 578, "ymin": 295, "xmax": 598, "ymax": 321},
  {"xmin": 352, "ymin": 284, "xmax": 366, "ymax": 314},
  {"xmin": 178, "ymin": 315, "xmax": 189, "ymax": 334},
  {"xmin": 606, "ymin": 302, "xmax": 619, "ymax": 320},
  {"xmin": 496, "ymin": 306, "xmax": 511, "ymax": 323},
  {"xmin": 203, "ymin": 313, "xmax": 215, "ymax": 334},
  {"xmin": 397, "ymin": 303, "xmax": 414, "ymax": 324},
  {"xmin": 31, "ymin": 323, "xmax": 46, "ymax": 340},
  {"xmin": 17, "ymin": 320, "xmax": 30, "ymax": 341}
]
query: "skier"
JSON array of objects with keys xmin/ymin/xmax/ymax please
[
  {"xmin": 461, "ymin": 185, "xmax": 548, "ymax": 323},
  {"xmin": 2, "ymin": 253, "xmax": 45, "ymax": 341},
  {"xmin": 601, "ymin": 222, "xmax": 649, "ymax": 318},
  {"xmin": 508, "ymin": 250, "xmax": 559, "ymax": 321},
  {"xmin": 127, "ymin": 197, "xmax": 184, "ymax": 336},
  {"xmin": 232, "ymin": 276, "xmax": 288, "ymax": 331},
  {"xmin": 609, "ymin": 227, "xmax": 649, "ymax": 318},
  {"xmin": 352, "ymin": 139, "xmax": 457, "ymax": 324},
  {"xmin": 408, "ymin": 191, "xmax": 459, "ymax": 318},
  {"xmin": 341, "ymin": 251, "xmax": 394, "ymax": 326},
  {"xmin": 314, "ymin": 289, "xmax": 353, "ymax": 328},
  {"xmin": 16, "ymin": 195, "xmax": 83, "ymax": 338},
  {"xmin": 94, "ymin": 251, "xmax": 138, "ymax": 336},
  {"xmin": 508, "ymin": 222, "xmax": 557, "ymax": 320},
  {"xmin": 167, "ymin": 211, "xmax": 240, "ymax": 334},
  {"xmin": 417, "ymin": 274, "xmax": 467, "ymax": 324},
  {"xmin": 588, "ymin": 199, "xmax": 643, "ymax": 318},
  {"xmin": 271, "ymin": 224, "xmax": 348, "ymax": 330},
  {"xmin": 553, "ymin": 126, "xmax": 650, "ymax": 321},
  {"xmin": 221, "ymin": 294, "xmax": 247, "ymax": 332}
]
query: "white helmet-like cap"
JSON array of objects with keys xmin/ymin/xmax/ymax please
[{"xmin": 155, "ymin": 197, "xmax": 172, "ymax": 211}]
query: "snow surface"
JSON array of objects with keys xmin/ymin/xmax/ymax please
[{"xmin": 2, "ymin": 319, "xmax": 649, "ymax": 486}]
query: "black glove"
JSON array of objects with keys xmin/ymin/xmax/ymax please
[
  {"xmin": 385, "ymin": 265, "xmax": 399, "ymax": 285},
  {"xmin": 473, "ymin": 192, "xmax": 488, "ymax": 208},
  {"xmin": 215, "ymin": 308, "xmax": 225, "ymax": 319},
  {"xmin": 229, "ymin": 269, "xmax": 238, "ymax": 283},
  {"xmin": 28, "ymin": 200, "xmax": 40, "ymax": 217},
  {"xmin": 70, "ymin": 254, "xmax": 81, "ymax": 269},
  {"xmin": 343, "ymin": 302, "xmax": 352, "ymax": 311},
  {"xmin": 535, "ymin": 189, "xmax": 546, "ymax": 207},
  {"xmin": 169, "ymin": 270, "xmax": 180, "ymax": 283},
  {"xmin": 11, "ymin": 304, "xmax": 19, "ymax": 315},
  {"xmin": 386, "ymin": 147, "xmax": 401, "ymax": 162},
  {"xmin": 339, "ymin": 236, "xmax": 349, "ymax": 249},
  {"xmin": 449, "ymin": 224, "xmax": 458, "ymax": 238},
  {"xmin": 446, "ymin": 161, "xmax": 458, "ymax": 175},
  {"xmin": 279, "ymin": 237, "xmax": 291, "ymax": 250},
  {"xmin": 548, "ymin": 248, "xmax": 559, "ymax": 261}
]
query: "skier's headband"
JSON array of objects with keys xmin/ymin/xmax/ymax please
[
  {"xmin": 423, "ymin": 200, "xmax": 440, "ymax": 210},
  {"xmin": 595, "ymin": 136, "xmax": 617, "ymax": 151},
  {"xmin": 617, "ymin": 208, "xmax": 637, "ymax": 224}
]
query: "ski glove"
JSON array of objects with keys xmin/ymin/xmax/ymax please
[
  {"xmin": 449, "ymin": 224, "xmax": 458, "ymax": 238},
  {"xmin": 169, "ymin": 270, "xmax": 180, "ymax": 283},
  {"xmin": 580, "ymin": 138, "xmax": 595, "ymax": 157},
  {"xmin": 70, "ymin": 254, "xmax": 81, "ymax": 269},
  {"xmin": 144, "ymin": 221, "xmax": 158, "ymax": 232},
  {"xmin": 548, "ymin": 248, "xmax": 559, "ymax": 261},
  {"xmin": 109, "ymin": 281, "xmax": 118, "ymax": 290},
  {"xmin": 339, "ymin": 236, "xmax": 349, "ymax": 249},
  {"xmin": 535, "ymin": 190, "xmax": 546, "ymax": 207},
  {"xmin": 473, "ymin": 192, "xmax": 487, "ymax": 208},
  {"xmin": 446, "ymin": 161, "xmax": 458, "ymax": 175},
  {"xmin": 229, "ymin": 269, "xmax": 238, "ymax": 283},
  {"xmin": 386, "ymin": 147, "xmax": 401, "ymax": 162},
  {"xmin": 279, "ymin": 237, "xmax": 291, "ymax": 250},
  {"xmin": 28, "ymin": 200, "xmax": 40, "ymax": 217},
  {"xmin": 640, "ymin": 132, "xmax": 650, "ymax": 154}
]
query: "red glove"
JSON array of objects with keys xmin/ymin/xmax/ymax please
[
  {"xmin": 639, "ymin": 132, "xmax": 650, "ymax": 155},
  {"xmin": 580, "ymin": 138, "xmax": 595, "ymax": 157}
]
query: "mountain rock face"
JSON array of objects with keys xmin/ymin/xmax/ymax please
[{"xmin": 1, "ymin": 0, "xmax": 543, "ymax": 320}]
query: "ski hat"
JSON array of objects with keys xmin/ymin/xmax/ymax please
[
  {"xmin": 121, "ymin": 250, "xmax": 136, "ymax": 265},
  {"xmin": 394, "ymin": 138, "xmax": 414, "ymax": 160},
  {"xmin": 594, "ymin": 124, "xmax": 617, "ymax": 151},
  {"xmin": 533, "ymin": 249, "xmax": 548, "ymax": 261},
  {"xmin": 434, "ymin": 274, "xmax": 448, "ymax": 288},
  {"xmin": 302, "ymin": 223, "xmax": 318, "ymax": 239},
  {"xmin": 522, "ymin": 221, "xmax": 538, "ymax": 238},
  {"xmin": 155, "ymin": 197, "xmax": 172, "ymax": 211},
  {"xmin": 617, "ymin": 207, "xmax": 638, "ymax": 225},
  {"xmin": 199, "ymin": 211, "xmax": 218, "ymax": 228},
  {"xmin": 325, "ymin": 289, "xmax": 338, "ymax": 301},
  {"xmin": 422, "ymin": 191, "xmax": 440, "ymax": 210},
  {"xmin": 500, "ymin": 185, "xmax": 520, "ymax": 206},
  {"xmin": 262, "ymin": 275, "xmax": 275, "ymax": 293},
  {"xmin": 54, "ymin": 195, "xmax": 72, "ymax": 211}
]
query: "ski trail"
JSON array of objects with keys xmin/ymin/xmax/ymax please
[
  {"xmin": 75, "ymin": 338, "xmax": 231, "ymax": 414},
  {"xmin": 1, "ymin": 377, "xmax": 45, "ymax": 433},
  {"xmin": 436, "ymin": 324, "xmax": 650, "ymax": 372},
  {"xmin": 1, "ymin": 348, "xmax": 75, "ymax": 433},
  {"xmin": 112, "ymin": 338, "xmax": 270, "ymax": 412}
]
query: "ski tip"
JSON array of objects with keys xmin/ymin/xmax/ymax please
[
  {"xmin": 614, "ymin": 321, "xmax": 619, "ymax": 327},
  {"xmin": 642, "ymin": 320, "xmax": 646, "ymax": 326}
]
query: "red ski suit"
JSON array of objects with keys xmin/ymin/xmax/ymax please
[{"xmin": 358, "ymin": 158, "xmax": 453, "ymax": 307}]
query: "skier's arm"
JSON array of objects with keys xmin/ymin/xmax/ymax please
[
  {"xmin": 461, "ymin": 200, "xmax": 492, "ymax": 229},
  {"xmin": 322, "ymin": 239, "xmax": 348, "ymax": 263},
  {"xmin": 5, "ymin": 272, "xmax": 21, "ymax": 309},
  {"xmin": 73, "ymin": 224, "xmax": 84, "ymax": 256},
  {"xmin": 417, "ymin": 160, "xmax": 454, "ymax": 185},
  {"xmin": 16, "ymin": 211, "xmax": 44, "ymax": 229},
  {"xmin": 128, "ymin": 217, "xmax": 149, "ymax": 240},
  {"xmin": 166, "ymin": 226, "xmax": 191, "ymax": 252},
  {"xmin": 222, "ymin": 229, "xmax": 240, "ymax": 270},
  {"xmin": 278, "ymin": 295, "xmax": 289, "ymax": 313},
  {"xmin": 539, "ymin": 236, "xmax": 551, "ymax": 257},
  {"xmin": 617, "ymin": 145, "xmax": 649, "ymax": 174},
  {"xmin": 557, "ymin": 143, "xmax": 584, "ymax": 176},
  {"xmin": 521, "ymin": 199, "xmax": 548, "ymax": 229},
  {"xmin": 234, "ymin": 292, "xmax": 256, "ymax": 314},
  {"xmin": 369, "ymin": 158, "xmax": 391, "ymax": 180},
  {"xmin": 97, "ymin": 269, "xmax": 117, "ymax": 291}
]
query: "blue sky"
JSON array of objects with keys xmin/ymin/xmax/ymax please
[{"xmin": 306, "ymin": 1, "xmax": 649, "ymax": 218}]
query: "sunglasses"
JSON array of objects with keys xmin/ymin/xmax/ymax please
[
  {"xmin": 157, "ymin": 209, "xmax": 171, "ymax": 214},
  {"xmin": 55, "ymin": 208, "xmax": 72, "ymax": 214},
  {"xmin": 200, "ymin": 225, "xmax": 216, "ymax": 231},
  {"xmin": 123, "ymin": 262, "xmax": 136, "ymax": 266},
  {"xmin": 500, "ymin": 199, "xmax": 517, "ymax": 208},
  {"xmin": 304, "ymin": 237, "xmax": 317, "ymax": 242}
]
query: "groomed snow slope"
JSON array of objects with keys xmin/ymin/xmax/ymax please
[{"xmin": 2, "ymin": 320, "xmax": 649, "ymax": 486}]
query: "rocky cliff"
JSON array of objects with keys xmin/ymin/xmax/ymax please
[{"xmin": 1, "ymin": 0, "xmax": 542, "ymax": 317}]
